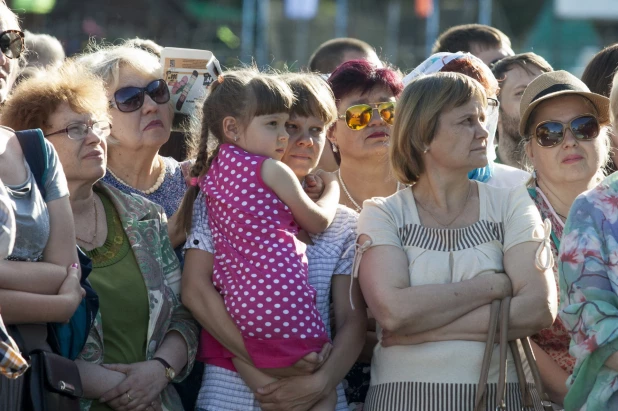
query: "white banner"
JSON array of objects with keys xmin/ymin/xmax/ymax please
[{"xmin": 555, "ymin": 0, "xmax": 618, "ymax": 20}]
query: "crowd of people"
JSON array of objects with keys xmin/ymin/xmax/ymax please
[{"xmin": 2, "ymin": 1, "xmax": 618, "ymax": 410}]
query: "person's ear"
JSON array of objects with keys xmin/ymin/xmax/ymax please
[
  {"xmin": 222, "ymin": 116, "xmax": 241, "ymax": 142},
  {"xmin": 326, "ymin": 123, "xmax": 336, "ymax": 145}
]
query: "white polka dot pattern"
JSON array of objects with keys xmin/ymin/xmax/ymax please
[{"xmin": 198, "ymin": 144, "xmax": 328, "ymax": 359}]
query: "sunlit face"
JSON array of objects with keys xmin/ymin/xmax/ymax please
[
  {"xmin": 526, "ymin": 95, "xmax": 606, "ymax": 186},
  {"xmin": 281, "ymin": 114, "xmax": 327, "ymax": 179},
  {"xmin": 498, "ymin": 65, "xmax": 545, "ymax": 144},
  {"xmin": 328, "ymin": 86, "xmax": 396, "ymax": 163},
  {"xmin": 0, "ymin": 14, "xmax": 21, "ymax": 103},
  {"xmin": 44, "ymin": 102, "xmax": 107, "ymax": 185},
  {"xmin": 426, "ymin": 96, "xmax": 489, "ymax": 173},
  {"xmin": 236, "ymin": 113, "xmax": 290, "ymax": 160},
  {"xmin": 107, "ymin": 66, "xmax": 172, "ymax": 152},
  {"xmin": 469, "ymin": 42, "xmax": 514, "ymax": 66}
]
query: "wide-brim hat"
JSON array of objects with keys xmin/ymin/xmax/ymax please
[{"xmin": 519, "ymin": 70, "xmax": 610, "ymax": 138}]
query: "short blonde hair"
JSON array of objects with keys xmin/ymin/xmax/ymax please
[
  {"xmin": 77, "ymin": 43, "xmax": 162, "ymax": 91},
  {"xmin": 1, "ymin": 59, "xmax": 110, "ymax": 132},
  {"xmin": 391, "ymin": 72, "xmax": 487, "ymax": 185}
]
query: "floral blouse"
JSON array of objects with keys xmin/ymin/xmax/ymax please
[
  {"xmin": 559, "ymin": 172, "xmax": 618, "ymax": 410},
  {"xmin": 528, "ymin": 186, "xmax": 575, "ymax": 374}
]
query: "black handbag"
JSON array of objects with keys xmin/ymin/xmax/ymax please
[{"xmin": 10, "ymin": 327, "xmax": 83, "ymax": 411}]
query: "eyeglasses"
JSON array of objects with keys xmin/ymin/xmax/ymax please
[
  {"xmin": 487, "ymin": 98, "xmax": 499, "ymax": 117},
  {"xmin": 533, "ymin": 114, "xmax": 600, "ymax": 148},
  {"xmin": 0, "ymin": 30, "xmax": 24, "ymax": 59},
  {"xmin": 44, "ymin": 121, "xmax": 112, "ymax": 140},
  {"xmin": 110, "ymin": 79, "xmax": 170, "ymax": 113},
  {"xmin": 338, "ymin": 101, "xmax": 396, "ymax": 130}
]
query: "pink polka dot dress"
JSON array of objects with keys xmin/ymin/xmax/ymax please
[{"xmin": 198, "ymin": 144, "xmax": 329, "ymax": 368}]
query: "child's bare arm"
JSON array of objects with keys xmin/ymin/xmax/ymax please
[{"xmin": 261, "ymin": 160, "xmax": 339, "ymax": 234}]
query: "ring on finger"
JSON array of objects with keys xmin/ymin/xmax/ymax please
[{"xmin": 126, "ymin": 392, "xmax": 133, "ymax": 402}]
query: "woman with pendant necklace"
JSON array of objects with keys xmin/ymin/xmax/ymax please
[
  {"xmin": 356, "ymin": 72, "xmax": 556, "ymax": 410},
  {"xmin": 325, "ymin": 59, "xmax": 404, "ymax": 409},
  {"xmin": 518, "ymin": 71, "xmax": 612, "ymax": 409}
]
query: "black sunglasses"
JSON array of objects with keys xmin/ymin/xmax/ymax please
[
  {"xmin": 110, "ymin": 79, "xmax": 170, "ymax": 113},
  {"xmin": 534, "ymin": 115, "xmax": 600, "ymax": 148},
  {"xmin": 0, "ymin": 30, "xmax": 24, "ymax": 59}
]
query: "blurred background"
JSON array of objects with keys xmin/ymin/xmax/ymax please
[{"xmin": 12, "ymin": 0, "xmax": 618, "ymax": 75}]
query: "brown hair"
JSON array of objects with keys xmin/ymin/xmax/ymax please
[
  {"xmin": 280, "ymin": 72, "xmax": 337, "ymax": 126},
  {"xmin": 391, "ymin": 72, "xmax": 487, "ymax": 184},
  {"xmin": 432, "ymin": 24, "xmax": 510, "ymax": 55},
  {"xmin": 177, "ymin": 69, "xmax": 295, "ymax": 233},
  {"xmin": 582, "ymin": 44, "xmax": 618, "ymax": 98},
  {"xmin": 491, "ymin": 53, "xmax": 553, "ymax": 96},
  {"xmin": 308, "ymin": 37, "xmax": 377, "ymax": 74},
  {"xmin": 1, "ymin": 59, "xmax": 110, "ymax": 131}
]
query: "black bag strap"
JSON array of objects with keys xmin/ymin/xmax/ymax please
[{"xmin": 15, "ymin": 129, "xmax": 49, "ymax": 199}]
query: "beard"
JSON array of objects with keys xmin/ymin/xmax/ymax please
[
  {"xmin": 498, "ymin": 110, "xmax": 526, "ymax": 167},
  {"xmin": 500, "ymin": 111, "xmax": 522, "ymax": 145}
]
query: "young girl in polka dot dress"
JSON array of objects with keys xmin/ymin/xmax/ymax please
[{"xmin": 179, "ymin": 69, "xmax": 340, "ymax": 409}]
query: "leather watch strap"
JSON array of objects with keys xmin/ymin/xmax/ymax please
[{"xmin": 152, "ymin": 357, "xmax": 174, "ymax": 381}]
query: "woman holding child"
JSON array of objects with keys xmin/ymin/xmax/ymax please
[{"xmin": 181, "ymin": 70, "xmax": 366, "ymax": 410}]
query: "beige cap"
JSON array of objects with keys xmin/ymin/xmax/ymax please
[{"xmin": 518, "ymin": 70, "xmax": 610, "ymax": 138}]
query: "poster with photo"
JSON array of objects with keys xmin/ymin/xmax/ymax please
[{"xmin": 161, "ymin": 47, "xmax": 223, "ymax": 115}]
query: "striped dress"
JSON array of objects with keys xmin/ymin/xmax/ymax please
[{"xmin": 358, "ymin": 183, "xmax": 548, "ymax": 411}]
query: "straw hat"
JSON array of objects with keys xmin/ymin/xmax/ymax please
[{"xmin": 518, "ymin": 70, "xmax": 610, "ymax": 138}]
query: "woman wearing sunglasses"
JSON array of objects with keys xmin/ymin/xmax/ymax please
[
  {"xmin": 0, "ymin": 1, "xmax": 24, "ymax": 104},
  {"xmin": 325, "ymin": 59, "xmax": 403, "ymax": 409},
  {"xmin": 518, "ymin": 70, "xmax": 612, "ymax": 408},
  {"xmin": 0, "ymin": 4, "xmax": 84, "ymax": 410},
  {"xmin": 1, "ymin": 60, "xmax": 198, "ymax": 411},
  {"xmin": 78, "ymin": 44, "xmax": 192, "ymax": 251}
]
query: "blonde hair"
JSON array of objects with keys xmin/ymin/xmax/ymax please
[
  {"xmin": 1, "ymin": 59, "xmax": 110, "ymax": 132},
  {"xmin": 280, "ymin": 72, "xmax": 337, "ymax": 126},
  {"xmin": 177, "ymin": 68, "xmax": 295, "ymax": 232},
  {"xmin": 391, "ymin": 72, "xmax": 487, "ymax": 185}
]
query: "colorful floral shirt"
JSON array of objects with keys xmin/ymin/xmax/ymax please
[
  {"xmin": 559, "ymin": 172, "xmax": 618, "ymax": 410},
  {"xmin": 78, "ymin": 183, "xmax": 199, "ymax": 411},
  {"xmin": 528, "ymin": 186, "xmax": 575, "ymax": 374}
]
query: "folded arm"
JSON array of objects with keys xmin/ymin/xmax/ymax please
[{"xmin": 358, "ymin": 239, "xmax": 511, "ymax": 335}]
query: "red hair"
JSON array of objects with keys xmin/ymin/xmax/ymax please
[
  {"xmin": 440, "ymin": 57, "xmax": 498, "ymax": 97},
  {"xmin": 327, "ymin": 60, "xmax": 404, "ymax": 105}
]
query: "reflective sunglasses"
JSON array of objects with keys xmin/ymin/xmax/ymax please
[
  {"xmin": 0, "ymin": 30, "xmax": 24, "ymax": 59},
  {"xmin": 338, "ymin": 101, "xmax": 396, "ymax": 130},
  {"xmin": 44, "ymin": 121, "xmax": 112, "ymax": 141},
  {"xmin": 534, "ymin": 115, "xmax": 600, "ymax": 148},
  {"xmin": 110, "ymin": 79, "xmax": 170, "ymax": 113}
]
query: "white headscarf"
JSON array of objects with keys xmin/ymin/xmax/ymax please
[{"xmin": 403, "ymin": 52, "xmax": 498, "ymax": 162}]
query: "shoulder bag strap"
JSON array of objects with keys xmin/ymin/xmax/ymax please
[
  {"xmin": 521, "ymin": 336, "xmax": 554, "ymax": 410},
  {"xmin": 475, "ymin": 299, "xmax": 502, "ymax": 411},
  {"xmin": 15, "ymin": 129, "xmax": 48, "ymax": 199}
]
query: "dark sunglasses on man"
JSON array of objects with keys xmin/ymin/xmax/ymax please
[
  {"xmin": 0, "ymin": 30, "xmax": 24, "ymax": 59},
  {"xmin": 109, "ymin": 79, "xmax": 170, "ymax": 113}
]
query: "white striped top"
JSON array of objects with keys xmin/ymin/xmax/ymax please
[
  {"xmin": 358, "ymin": 182, "xmax": 544, "ymax": 387},
  {"xmin": 186, "ymin": 192, "xmax": 357, "ymax": 410}
]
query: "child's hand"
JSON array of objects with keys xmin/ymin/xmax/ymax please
[
  {"xmin": 313, "ymin": 169, "xmax": 337, "ymax": 185},
  {"xmin": 303, "ymin": 174, "xmax": 324, "ymax": 202}
]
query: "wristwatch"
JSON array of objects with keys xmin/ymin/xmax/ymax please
[{"xmin": 152, "ymin": 357, "xmax": 176, "ymax": 382}]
